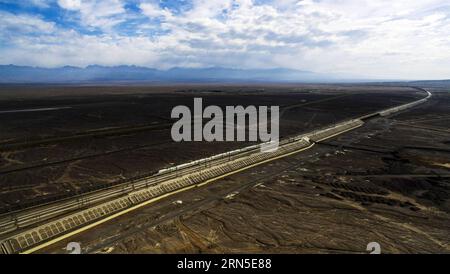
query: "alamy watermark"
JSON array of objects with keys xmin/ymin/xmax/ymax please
[
  {"xmin": 366, "ymin": 242, "xmax": 381, "ymax": 254},
  {"xmin": 66, "ymin": 242, "xmax": 81, "ymax": 254},
  {"xmin": 171, "ymin": 98, "xmax": 279, "ymax": 152}
]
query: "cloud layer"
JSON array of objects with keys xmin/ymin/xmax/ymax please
[{"xmin": 1, "ymin": 0, "xmax": 449, "ymax": 79}]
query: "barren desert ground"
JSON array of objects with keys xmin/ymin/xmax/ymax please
[{"xmin": 1, "ymin": 84, "xmax": 447, "ymax": 253}]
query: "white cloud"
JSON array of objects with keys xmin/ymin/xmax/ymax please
[
  {"xmin": 0, "ymin": 0, "xmax": 53, "ymax": 8},
  {"xmin": 1, "ymin": 0, "xmax": 450, "ymax": 79},
  {"xmin": 29, "ymin": 0, "xmax": 52, "ymax": 8},
  {"xmin": 57, "ymin": 0, "xmax": 126, "ymax": 31},
  {"xmin": 0, "ymin": 11, "xmax": 55, "ymax": 33},
  {"xmin": 57, "ymin": 0, "xmax": 82, "ymax": 10},
  {"xmin": 140, "ymin": 2, "xmax": 173, "ymax": 20}
]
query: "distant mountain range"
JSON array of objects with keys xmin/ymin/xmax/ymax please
[{"xmin": 0, "ymin": 65, "xmax": 345, "ymax": 83}]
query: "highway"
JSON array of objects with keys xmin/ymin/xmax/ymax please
[{"xmin": 0, "ymin": 88, "xmax": 432, "ymax": 254}]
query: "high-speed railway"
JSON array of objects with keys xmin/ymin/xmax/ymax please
[{"xmin": 0, "ymin": 88, "xmax": 432, "ymax": 254}]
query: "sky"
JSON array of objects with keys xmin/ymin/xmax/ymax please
[{"xmin": 0, "ymin": 0, "xmax": 449, "ymax": 80}]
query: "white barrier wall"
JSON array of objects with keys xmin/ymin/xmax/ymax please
[{"xmin": 0, "ymin": 89, "xmax": 431, "ymax": 254}]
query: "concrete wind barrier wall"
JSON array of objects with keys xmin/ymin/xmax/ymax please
[
  {"xmin": 0, "ymin": 118, "xmax": 367, "ymax": 254},
  {"xmin": 0, "ymin": 89, "xmax": 432, "ymax": 254},
  {"xmin": 0, "ymin": 138, "xmax": 309, "ymax": 254},
  {"xmin": 379, "ymin": 89, "xmax": 431, "ymax": 116},
  {"xmin": 379, "ymin": 99, "xmax": 425, "ymax": 116},
  {"xmin": 306, "ymin": 119, "xmax": 364, "ymax": 142}
]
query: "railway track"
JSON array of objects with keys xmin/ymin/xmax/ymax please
[
  {"xmin": 0, "ymin": 94, "xmax": 351, "ymax": 179},
  {"xmin": 85, "ymin": 153, "xmax": 323, "ymax": 254},
  {"xmin": 0, "ymin": 94, "xmax": 352, "ymax": 170},
  {"xmin": 0, "ymin": 88, "xmax": 432, "ymax": 254}
]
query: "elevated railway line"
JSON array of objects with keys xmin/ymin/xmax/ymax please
[{"xmin": 0, "ymin": 88, "xmax": 431, "ymax": 254}]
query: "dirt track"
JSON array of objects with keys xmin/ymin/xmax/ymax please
[
  {"xmin": 0, "ymin": 85, "xmax": 422, "ymax": 212},
  {"xmin": 30, "ymin": 86, "xmax": 450, "ymax": 254}
]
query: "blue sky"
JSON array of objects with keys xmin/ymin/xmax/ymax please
[{"xmin": 1, "ymin": 0, "xmax": 450, "ymax": 79}]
